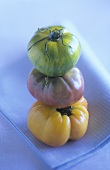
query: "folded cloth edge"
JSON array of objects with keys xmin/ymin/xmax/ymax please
[{"xmin": 55, "ymin": 135, "xmax": 110, "ymax": 170}]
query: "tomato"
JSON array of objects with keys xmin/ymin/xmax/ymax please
[
  {"xmin": 27, "ymin": 67, "xmax": 84, "ymax": 108},
  {"xmin": 28, "ymin": 96, "xmax": 89, "ymax": 147},
  {"xmin": 27, "ymin": 26, "xmax": 81, "ymax": 77}
]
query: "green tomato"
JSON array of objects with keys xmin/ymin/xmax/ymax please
[{"xmin": 28, "ymin": 26, "xmax": 81, "ymax": 77}]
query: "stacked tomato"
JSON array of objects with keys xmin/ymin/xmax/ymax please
[{"xmin": 27, "ymin": 26, "xmax": 89, "ymax": 147}]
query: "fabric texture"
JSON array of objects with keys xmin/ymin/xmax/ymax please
[{"xmin": 0, "ymin": 30, "xmax": 110, "ymax": 169}]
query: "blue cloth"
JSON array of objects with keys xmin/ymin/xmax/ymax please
[{"xmin": 0, "ymin": 32, "xmax": 110, "ymax": 169}]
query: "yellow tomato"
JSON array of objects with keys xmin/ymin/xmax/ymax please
[{"xmin": 28, "ymin": 96, "xmax": 89, "ymax": 147}]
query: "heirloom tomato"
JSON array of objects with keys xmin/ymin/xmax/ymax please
[
  {"xmin": 28, "ymin": 96, "xmax": 89, "ymax": 147},
  {"xmin": 27, "ymin": 67, "xmax": 84, "ymax": 108},
  {"xmin": 28, "ymin": 26, "xmax": 81, "ymax": 76}
]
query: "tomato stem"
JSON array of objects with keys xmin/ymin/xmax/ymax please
[
  {"xmin": 28, "ymin": 36, "xmax": 48, "ymax": 51},
  {"xmin": 56, "ymin": 106, "xmax": 72, "ymax": 116}
]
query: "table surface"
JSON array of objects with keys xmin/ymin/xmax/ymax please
[{"xmin": 0, "ymin": 1, "xmax": 110, "ymax": 170}]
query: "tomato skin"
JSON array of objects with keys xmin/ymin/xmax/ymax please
[
  {"xmin": 28, "ymin": 96, "xmax": 89, "ymax": 147},
  {"xmin": 27, "ymin": 26, "xmax": 81, "ymax": 77},
  {"xmin": 27, "ymin": 67, "xmax": 84, "ymax": 108}
]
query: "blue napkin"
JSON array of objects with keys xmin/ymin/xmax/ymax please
[{"xmin": 0, "ymin": 28, "xmax": 110, "ymax": 170}]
